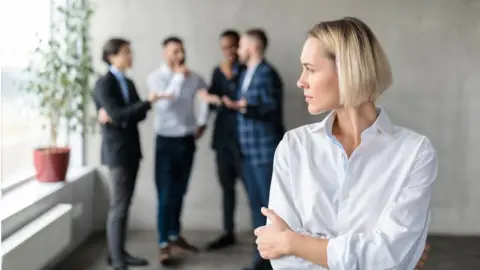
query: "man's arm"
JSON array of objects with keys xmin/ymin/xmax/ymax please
[
  {"xmin": 146, "ymin": 69, "xmax": 185, "ymax": 110},
  {"xmin": 93, "ymin": 77, "xmax": 151, "ymax": 124},
  {"xmin": 206, "ymin": 68, "xmax": 222, "ymax": 110},
  {"xmin": 128, "ymin": 79, "xmax": 149, "ymax": 123},
  {"xmin": 268, "ymin": 135, "xmax": 325, "ymax": 269},
  {"xmin": 286, "ymin": 140, "xmax": 438, "ymax": 270},
  {"xmin": 196, "ymin": 77, "xmax": 210, "ymax": 127},
  {"xmin": 241, "ymin": 68, "xmax": 282, "ymax": 119}
]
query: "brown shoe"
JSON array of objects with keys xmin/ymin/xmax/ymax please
[
  {"xmin": 158, "ymin": 245, "xmax": 176, "ymax": 266},
  {"xmin": 170, "ymin": 236, "xmax": 199, "ymax": 253}
]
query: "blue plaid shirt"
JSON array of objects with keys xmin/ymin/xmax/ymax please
[{"xmin": 236, "ymin": 60, "xmax": 284, "ymax": 165}]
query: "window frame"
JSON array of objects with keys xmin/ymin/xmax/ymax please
[{"xmin": 0, "ymin": 0, "xmax": 87, "ymax": 193}]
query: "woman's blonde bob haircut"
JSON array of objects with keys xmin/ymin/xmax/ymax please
[{"xmin": 308, "ymin": 17, "xmax": 392, "ymax": 107}]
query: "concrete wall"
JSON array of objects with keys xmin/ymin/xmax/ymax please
[{"xmin": 86, "ymin": 0, "xmax": 480, "ymax": 234}]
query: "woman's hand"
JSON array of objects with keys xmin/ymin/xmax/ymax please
[
  {"xmin": 415, "ymin": 243, "xmax": 430, "ymax": 269},
  {"xmin": 254, "ymin": 207, "xmax": 293, "ymax": 260}
]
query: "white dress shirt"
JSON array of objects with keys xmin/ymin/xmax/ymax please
[
  {"xmin": 147, "ymin": 64, "xmax": 209, "ymax": 137},
  {"xmin": 240, "ymin": 64, "xmax": 259, "ymax": 93},
  {"xmin": 268, "ymin": 108, "xmax": 437, "ymax": 270}
]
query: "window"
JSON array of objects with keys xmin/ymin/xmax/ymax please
[{"xmin": 0, "ymin": 0, "xmax": 53, "ymax": 187}]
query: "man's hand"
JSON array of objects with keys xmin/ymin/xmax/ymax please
[
  {"xmin": 222, "ymin": 97, "xmax": 247, "ymax": 110},
  {"xmin": 97, "ymin": 108, "xmax": 111, "ymax": 124},
  {"xmin": 194, "ymin": 125, "xmax": 206, "ymax": 140},
  {"xmin": 254, "ymin": 207, "xmax": 292, "ymax": 260},
  {"xmin": 198, "ymin": 89, "xmax": 222, "ymax": 106},
  {"xmin": 237, "ymin": 98, "xmax": 247, "ymax": 109},
  {"xmin": 173, "ymin": 64, "xmax": 189, "ymax": 76},
  {"xmin": 222, "ymin": 96, "xmax": 236, "ymax": 109},
  {"xmin": 415, "ymin": 242, "xmax": 430, "ymax": 269},
  {"xmin": 148, "ymin": 92, "xmax": 174, "ymax": 103}
]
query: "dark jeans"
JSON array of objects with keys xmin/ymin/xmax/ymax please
[
  {"xmin": 155, "ymin": 135, "xmax": 195, "ymax": 245},
  {"xmin": 243, "ymin": 161, "xmax": 273, "ymax": 229},
  {"xmin": 215, "ymin": 144, "xmax": 244, "ymax": 233},
  {"xmin": 107, "ymin": 162, "xmax": 139, "ymax": 267},
  {"xmin": 243, "ymin": 161, "xmax": 274, "ymax": 267}
]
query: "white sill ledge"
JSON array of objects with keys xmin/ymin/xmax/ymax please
[{"xmin": 1, "ymin": 166, "xmax": 96, "ymax": 222}]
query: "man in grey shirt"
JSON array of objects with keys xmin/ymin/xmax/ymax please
[{"xmin": 146, "ymin": 36, "xmax": 208, "ymax": 265}]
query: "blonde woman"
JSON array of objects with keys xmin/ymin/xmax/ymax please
[{"xmin": 254, "ymin": 17, "xmax": 435, "ymax": 270}]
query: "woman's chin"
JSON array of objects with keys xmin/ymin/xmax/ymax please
[{"xmin": 307, "ymin": 105, "xmax": 330, "ymax": 115}]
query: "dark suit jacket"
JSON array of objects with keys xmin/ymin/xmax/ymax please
[
  {"xmin": 236, "ymin": 59, "xmax": 285, "ymax": 165},
  {"xmin": 92, "ymin": 71, "xmax": 151, "ymax": 167}
]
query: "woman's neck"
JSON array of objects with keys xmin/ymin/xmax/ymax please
[{"xmin": 332, "ymin": 102, "xmax": 378, "ymax": 147}]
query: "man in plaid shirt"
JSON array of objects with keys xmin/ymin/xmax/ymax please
[{"xmin": 223, "ymin": 28, "xmax": 284, "ymax": 270}]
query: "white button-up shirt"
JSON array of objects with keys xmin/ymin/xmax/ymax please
[
  {"xmin": 268, "ymin": 108, "xmax": 437, "ymax": 270},
  {"xmin": 240, "ymin": 63, "xmax": 259, "ymax": 93},
  {"xmin": 147, "ymin": 64, "xmax": 209, "ymax": 137}
]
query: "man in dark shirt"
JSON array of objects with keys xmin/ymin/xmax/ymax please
[{"xmin": 198, "ymin": 30, "xmax": 246, "ymax": 251}]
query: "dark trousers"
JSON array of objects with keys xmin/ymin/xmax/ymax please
[
  {"xmin": 243, "ymin": 161, "xmax": 273, "ymax": 229},
  {"xmin": 155, "ymin": 135, "xmax": 195, "ymax": 245},
  {"xmin": 215, "ymin": 144, "xmax": 244, "ymax": 233},
  {"xmin": 107, "ymin": 162, "xmax": 139, "ymax": 267},
  {"xmin": 243, "ymin": 161, "xmax": 274, "ymax": 268}
]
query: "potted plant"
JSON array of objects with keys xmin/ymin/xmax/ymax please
[{"xmin": 23, "ymin": 0, "xmax": 95, "ymax": 182}]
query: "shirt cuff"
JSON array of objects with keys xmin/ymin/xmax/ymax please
[
  {"xmin": 271, "ymin": 229, "xmax": 327, "ymax": 270},
  {"xmin": 196, "ymin": 119, "xmax": 208, "ymax": 126},
  {"xmin": 326, "ymin": 234, "xmax": 349, "ymax": 270}
]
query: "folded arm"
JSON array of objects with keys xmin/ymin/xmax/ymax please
[
  {"xmin": 268, "ymin": 135, "xmax": 325, "ymax": 269},
  {"xmin": 286, "ymin": 141, "xmax": 438, "ymax": 270},
  {"xmin": 93, "ymin": 77, "xmax": 151, "ymax": 124}
]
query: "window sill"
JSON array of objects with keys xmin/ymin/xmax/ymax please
[
  {"xmin": 1, "ymin": 170, "xmax": 36, "ymax": 194},
  {"xmin": 1, "ymin": 166, "xmax": 96, "ymax": 223}
]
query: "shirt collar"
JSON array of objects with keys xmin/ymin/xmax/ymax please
[
  {"xmin": 109, "ymin": 65, "xmax": 125, "ymax": 80},
  {"xmin": 310, "ymin": 107, "xmax": 393, "ymax": 137},
  {"xmin": 248, "ymin": 59, "xmax": 266, "ymax": 72}
]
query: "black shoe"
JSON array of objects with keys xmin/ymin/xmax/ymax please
[
  {"xmin": 170, "ymin": 236, "xmax": 199, "ymax": 253},
  {"xmin": 107, "ymin": 252, "xmax": 149, "ymax": 266},
  {"xmin": 206, "ymin": 232, "xmax": 237, "ymax": 251},
  {"xmin": 113, "ymin": 267, "xmax": 128, "ymax": 270}
]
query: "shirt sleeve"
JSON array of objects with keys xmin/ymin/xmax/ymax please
[
  {"xmin": 194, "ymin": 76, "xmax": 209, "ymax": 126},
  {"xmin": 146, "ymin": 69, "xmax": 185, "ymax": 110},
  {"xmin": 93, "ymin": 77, "xmax": 151, "ymax": 125},
  {"xmin": 327, "ymin": 139, "xmax": 438, "ymax": 270},
  {"xmin": 268, "ymin": 134, "xmax": 326, "ymax": 269},
  {"xmin": 207, "ymin": 68, "xmax": 222, "ymax": 111}
]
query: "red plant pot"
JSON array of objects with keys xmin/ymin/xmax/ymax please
[{"xmin": 33, "ymin": 147, "xmax": 70, "ymax": 183}]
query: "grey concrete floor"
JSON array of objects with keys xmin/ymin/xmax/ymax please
[{"xmin": 54, "ymin": 231, "xmax": 480, "ymax": 270}]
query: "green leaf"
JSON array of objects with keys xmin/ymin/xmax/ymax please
[{"xmin": 24, "ymin": 0, "xmax": 96, "ymax": 145}]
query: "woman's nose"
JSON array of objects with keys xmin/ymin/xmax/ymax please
[{"xmin": 297, "ymin": 78, "xmax": 308, "ymax": 90}]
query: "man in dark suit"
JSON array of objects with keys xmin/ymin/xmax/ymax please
[
  {"xmin": 92, "ymin": 38, "xmax": 168, "ymax": 270},
  {"xmin": 222, "ymin": 29, "xmax": 284, "ymax": 270}
]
